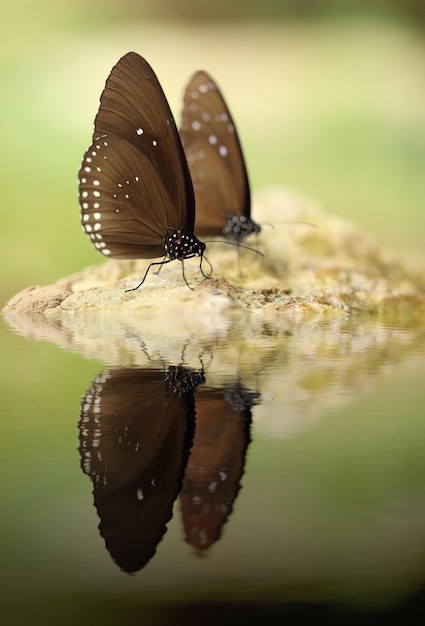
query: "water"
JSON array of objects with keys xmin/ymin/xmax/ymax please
[{"xmin": 1, "ymin": 309, "xmax": 425, "ymax": 625}]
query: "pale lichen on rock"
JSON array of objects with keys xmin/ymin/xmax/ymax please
[{"xmin": 3, "ymin": 187, "xmax": 425, "ymax": 322}]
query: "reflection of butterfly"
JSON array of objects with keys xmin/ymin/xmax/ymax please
[
  {"xmin": 180, "ymin": 382, "xmax": 259, "ymax": 551},
  {"xmin": 78, "ymin": 52, "xmax": 206, "ymax": 288},
  {"xmin": 180, "ymin": 71, "xmax": 261, "ymax": 243},
  {"xmin": 78, "ymin": 366, "xmax": 204, "ymax": 573}
]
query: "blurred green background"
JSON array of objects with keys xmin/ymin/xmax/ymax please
[
  {"xmin": 2, "ymin": 5, "xmax": 425, "ymax": 621},
  {"xmin": 1, "ymin": 0, "xmax": 425, "ymax": 304}
]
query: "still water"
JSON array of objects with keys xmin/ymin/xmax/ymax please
[{"xmin": 1, "ymin": 307, "xmax": 425, "ymax": 625}]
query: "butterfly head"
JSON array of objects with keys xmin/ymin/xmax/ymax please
[{"xmin": 222, "ymin": 213, "xmax": 261, "ymax": 243}]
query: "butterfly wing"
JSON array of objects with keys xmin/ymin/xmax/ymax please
[
  {"xmin": 180, "ymin": 71, "xmax": 251, "ymax": 237},
  {"xmin": 79, "ymin": 134, "xmax": 181, "ymax": 259},
  {"xmin": 92, "ymin": 52, "xmax": 195, "ymax": 235}
]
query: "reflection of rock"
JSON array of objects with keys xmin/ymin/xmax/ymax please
[
  {"xmin": 3, "ymin": 187, "xmax": 425, "ymax": 316},
  {"xmin": 3, "ymin": 294, "xmax": 425, "ymax": 441},
  {"xmin": 254, "ymin": 320, "xmax": 425, "ymax": 438},
  {"xmin": 3, "ymin": 186, "xmax": 425, "ymax": 443}
]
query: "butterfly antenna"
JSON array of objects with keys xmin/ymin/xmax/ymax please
[
  {"xmin": 204, "ymin": 240, "xmax": 264, "ymax": 258},
  {"xmin": 263, "ymin": 220, "xmax": 317, "ymax": 229}
]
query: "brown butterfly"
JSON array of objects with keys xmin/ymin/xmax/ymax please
[
  {"xmin": 78, "ymin": 52, "xmax": 207, "ymax": 288},
  {"xmin": 180, "ymin": 71, "xmax": 260, "ymax": 243}
]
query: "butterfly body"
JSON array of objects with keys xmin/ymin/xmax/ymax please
[
  {"xmin": 223, "ymin": 212, "xmax": 261, "ymax": 242},
  {"xmin": 164, "ymin": 229, "xmax": 205, "ymax": 261},
  {"xmin": 78, "ymin": 53, "xmax": 206, "ymax": 284},
  {"xmin": 180, "ymin": 71, "xmax": 260, "ymax": 243}
]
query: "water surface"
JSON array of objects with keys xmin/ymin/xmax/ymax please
[{"xmin": 1, "ymin": 310, "xmax": 425, "ymax": 624}]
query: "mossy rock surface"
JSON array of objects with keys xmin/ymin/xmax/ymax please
[{"xmin": 3, "ymin": 187, "xmax": 425, "ymax": 323}]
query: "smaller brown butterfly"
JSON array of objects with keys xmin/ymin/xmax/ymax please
[{"xmin": 180, "ymin": 71, "xmax": 261, "ymax": 244}]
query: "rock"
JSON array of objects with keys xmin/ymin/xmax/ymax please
[
  {"xmin": 3, "ymin": 284, "xmax": 72, "ymax": 313},
  {"xmin": 3, "ymin": 187, "xmax": 425, "ymax": 321}
]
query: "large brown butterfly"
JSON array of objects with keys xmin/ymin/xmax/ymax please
[{"xmin": 78, "ymin": 52, "xmax": 206, "ymax": 288}]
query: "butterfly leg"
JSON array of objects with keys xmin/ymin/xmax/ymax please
[
  {"xmin": 199, "ymin": 254, "xmax": 213, "ymax": 281},
  {"xmin": 125, "ymin": 259, "xmax": 173, "ymax": 292},
  {"xmin": 236, "ymin": 244, "xmax": 243, "ymax": 277},
  {"xmin": 153, "ymin": 255, "xmax": 167, "ymax": 275},
  {"xmin": 181, "ymin": 261, "xmax": 194, "ymax": 290}
]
